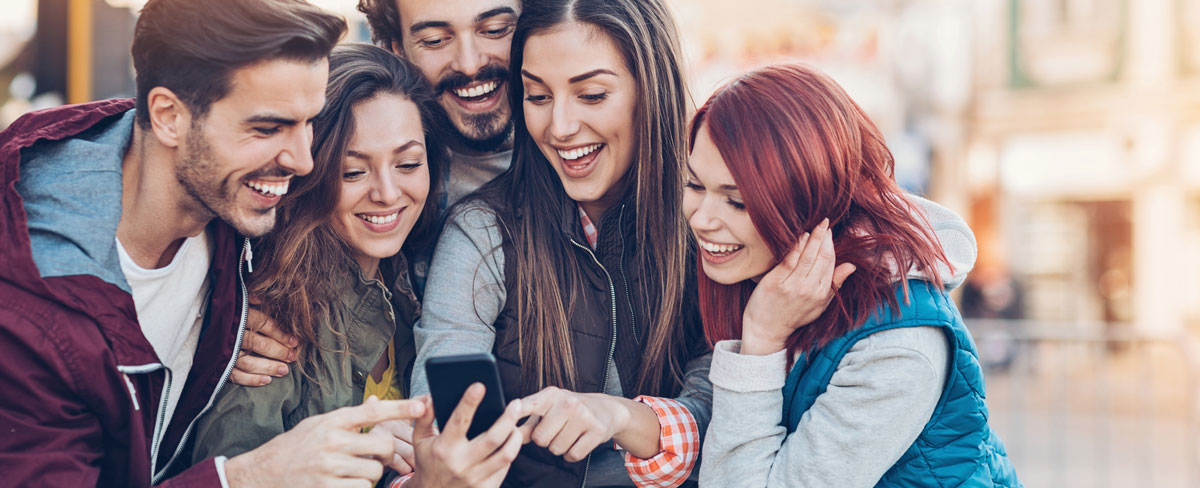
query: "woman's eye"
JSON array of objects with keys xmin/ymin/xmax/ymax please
[
  {"xmin": 727, "ymin": 199, "xmax": 746, "ymax": 210},
  {"xmin": 581, "ymin": 93, "xmax": 608, "ymax": 103},
  {"xmin": 396, "ymin": 162, "xmax": 424, "ymax": 172},
  {"xmin": 684, "ymin": 181, "xmax": 704, "ymax": 191},
  {"xmin": 525, "ymin": 94, "xmax": 550, "ymax": 104},
  {"xmin": 343, "ymin": 170, "xmax": 366, "ymax": 180}
]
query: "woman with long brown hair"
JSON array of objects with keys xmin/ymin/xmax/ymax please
[
  {"xmin": 686, "ymin": 64, "xmax": 1020, "ymax": 487},
  {"xmin": 410, "ymin": 0, "xmax": 710, "ymax": 486}
]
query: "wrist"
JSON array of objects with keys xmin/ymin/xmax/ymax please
[
  {"xmin": 740, "ymin": 319, "xmax": 788, "ymax": 356},
  {"xmin": 222, "ymin": 452, "xmax": 259, "ymax": 488}
]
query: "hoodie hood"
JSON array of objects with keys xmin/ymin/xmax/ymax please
[
  {"xmin": 906, "ymin": 194, "xmax": 977, "ymax": 290},
  {"xmin": 16, "ymin": 109, "xmax": 135, "ymax": 292}
]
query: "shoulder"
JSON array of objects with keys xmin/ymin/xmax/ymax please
[{"xmin": 839, "ymin": 326, "xmax": 950, "ymax": 379}]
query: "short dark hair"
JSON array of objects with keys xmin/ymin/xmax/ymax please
[
  {"xmin": 131, "ymin": 0, "xmax": 346, "ymax": 129},
  {"xmin": 357, "ymin": 0, "xmax": 404, "ymax": 49}
]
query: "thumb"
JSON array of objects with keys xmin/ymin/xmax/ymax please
[{"xmin": 831, "ymin": 263, "xmax": 857, "ymax": 290}]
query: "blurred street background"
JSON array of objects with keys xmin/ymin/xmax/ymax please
[{"xmin": 1, "ymin": 0, "xmax": 1197, "ymax": 485}]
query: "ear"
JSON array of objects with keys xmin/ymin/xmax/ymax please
[
  {"xmin": 145, "ymin": 86, "xmax": 191, "ymax": 149},
  {"xmin": 390, "ymin": 39, "xmax": 407, "ymax": 58}
]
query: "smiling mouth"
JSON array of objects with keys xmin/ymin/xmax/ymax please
[
  {"xmin": 451, "ymin": 80, "xmax": 501, "ymax": 103},
  {"xmin": 699, "ymin": 238, "xmax": 744, "ymax": 257},
  {"xmin": 245, "ymin": 179, "xmax": 289, "ymax": 198},
  {"xmin": 356, "ymin": 211, "xmax": 399, "ymax": 225}
]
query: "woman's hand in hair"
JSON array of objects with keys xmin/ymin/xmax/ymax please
[
  {"xmin": 407, "ymin": 388, "xmax": 524, "ymax": 488},
  {"xmin": 231, "ymin": 297, "xmax": 299, "ymax": 387},
  {"xmin": 741, "ymin": 219, "xmax": 856, "ymax": 356}
]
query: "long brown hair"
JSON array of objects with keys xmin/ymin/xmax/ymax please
[
  {"xmin": 690, "ymin": 64, "xmax": 951, "ymax": 359},
  {"xmin": 249, "ymin": 44, "xmax": 446, "ymax": 375},
  {"xmin": 476, "ymin": 0, "xmax": 691, "ymax": 395}
]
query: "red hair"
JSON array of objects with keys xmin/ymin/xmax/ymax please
[{"xmin": 689, "ymin": 64, "xmax": 951, "ymax": 357}]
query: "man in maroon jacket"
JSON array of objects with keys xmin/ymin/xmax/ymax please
[{"xmin": 0, "ymin": 0, "xmax": 427, "ymax": 486}]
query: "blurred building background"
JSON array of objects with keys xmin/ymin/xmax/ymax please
[{"xmin": 0, "ymin": 0, "xmax": 1197, "ymax": 485}]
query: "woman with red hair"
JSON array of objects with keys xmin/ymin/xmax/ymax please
[{"xmin": 686, "ymin": 64, "xmax": 1020, "ymax": 487}]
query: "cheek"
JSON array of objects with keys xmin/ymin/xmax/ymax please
[{"xmin": 681, "ymin": 193, "xmax": 700, "ymax": 221}]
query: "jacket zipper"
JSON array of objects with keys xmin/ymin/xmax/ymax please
[
  {"xmin": 616, "ymin": 205, "xmax": 639, "ymax": 346},
  {"xmin": 151, "ymin": 238, "xmax": 251, "ymax": 484},
  {"xmin": 568, "ymin": 238, "xmax": 618, "ymax": 488}
]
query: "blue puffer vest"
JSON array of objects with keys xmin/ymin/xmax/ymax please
[{"xmin": 781, "ymin": 280, "xmax": 1021, "ymax": 487}]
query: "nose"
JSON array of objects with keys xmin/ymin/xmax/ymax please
[
  {"xmin": 687, "ymin": 194, "xmax": 721, "ymax": 233},
  {"xmin": 550, "ymin": 100, "xmax": 581, "ymax": 142},
  {"xmin": 276, "ymin": 124, "xmax": 314, "ymax": 177},
  {"xmin": 452, "ymin": 35, "xmax": 488, "ymax": 78},
  {"xmin": 369, "ymin": 168, "xmax": 402, "ymax": 207}
]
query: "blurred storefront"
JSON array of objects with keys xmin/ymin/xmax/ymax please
[{"xmin": 966, "ymin": 0, "xmax": 1198, "ymax": 335}]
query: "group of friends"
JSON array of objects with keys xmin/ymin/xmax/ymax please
[{"xmin": 0, "ymin": 0, "xmax": 1024, "ymax": 487}]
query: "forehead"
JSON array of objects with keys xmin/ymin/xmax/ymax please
[
  {"xmin": 689, "ymin": 126, "xmax": 735, "ymax": 182},
  {"xmin": 349, "ymin": 94, "xmax": 425, "ymax": 151},
  {"xmin": 522, "ymin": 23, "xmax": 628, "ymax": 81},
  {"xmin": 215, "ymin": 58, "xmax": 328, "ymax": 122},
  {"xmin": 397, "ymin": 0, "xmax": 518, "ymax": 27}
]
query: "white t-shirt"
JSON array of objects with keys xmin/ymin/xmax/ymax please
[{"xmin": 116, "ymin": 230, "xmax": 212, "ymax": 432}]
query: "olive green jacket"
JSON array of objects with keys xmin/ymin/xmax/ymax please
[{"xmin": 189, "ymin": 256, "xmax": 419, "ymax": 462}]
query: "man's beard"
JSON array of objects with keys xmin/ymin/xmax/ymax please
[
  {"xmin": 435, "ymin": 64, "xmax": 514, "ymax": 153},
  {"xmin": 176, "ymin": 123, "xmax": 279, "ymax": 237}
]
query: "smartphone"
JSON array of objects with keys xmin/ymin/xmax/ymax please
[{"xmin": 425, "ymin": 353, "xmax": 508, "ymax": 439}]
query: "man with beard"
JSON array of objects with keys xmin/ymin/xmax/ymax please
[
  {"xmin": 360, "ymin": 0, "xmax": 519, "ymax": 293},
  {"xmin": 0, "ymin": 0, "xmax": 428, "ymax": 486},
  {"xmin": 230, "ymin": 0, "xmax": 521, "ymax": 387}
]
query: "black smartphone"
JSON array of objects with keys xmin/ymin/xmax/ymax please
[{"xmin": 425, "ymin": 353, "xmax": 508, "ymax": 439}]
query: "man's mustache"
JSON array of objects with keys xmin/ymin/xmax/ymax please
[{"xmin": 435, "ymin": 65, "xmax": 511, "ymax": 95}]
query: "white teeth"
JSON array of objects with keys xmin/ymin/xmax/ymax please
[
  {"xmin": 454, "ymin": 81, "xmax": 498, "ymax": 99},
  {"xmin": 358, "ymin": 212, "xmax": 399, "ymax": 225},
  {"xmin": 557, "ymin": 143, "xmax": 603, "ymax": 161},
  {"xmin": 700, "ymin": 240, "xmax": 743, "ymax": 254},
  {"xmin": 247, "ymin": 180, "xmax": 289, "ymax": 197}
]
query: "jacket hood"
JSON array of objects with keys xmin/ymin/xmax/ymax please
[
  {"xmin": 905, "ymin": 195, "xmax": 977, "ymax": 290},
  {"xmin": 17, "ymin": 109, "xmax": 135, "ymax": 292}
]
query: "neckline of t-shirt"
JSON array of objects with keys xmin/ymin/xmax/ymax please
[{"xmin": 116, "ymin": 231, "xmax": 205, "ymax": 277}]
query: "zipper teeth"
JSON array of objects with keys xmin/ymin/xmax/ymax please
[
  {"xmin": 616, "ymin": 205, "xmax": 639, "ymax": 346},
  {"xmin": 151, "ymin": 238, "xmax": 251, "ymax": 484},
  {"xmin": 569, "ymin": 238, "xmax": 618, "ymax": 488},
  {"xmin": 147, "ymin": 367, "xmax": 173, "ymax": 473}
]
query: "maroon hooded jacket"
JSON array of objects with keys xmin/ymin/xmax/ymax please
[{"xmin": 0, "ymin": 99, "xmax": 247, "ymax": 486}]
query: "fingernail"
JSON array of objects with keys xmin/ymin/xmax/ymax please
[
  {"xmin": 411, "ymin": 402, "xmax": 425, "ymax": 416},
  {"xmin": 287, "ymin": 350, "xmax": 298, "ymax": 362},
  {"xmin": 802, "ymin": 232, "xmax": 811, "ymax": 241},
  {"xmin": 261, "ymin": 377, "xmax": 272, "ymax": 386},
  {"xmin": 470, "ymin": 382, "xmax": 485, "ymax": 396},
  {"xmin": 290, "ymin": 337, "xmax": 299, "ymax": 347},
  {"xmin": 510, "ymin": 399, "xmax": 522, "ymax": 412},
  {"xmin": 276, "ymin": 365, "xmax": 288, "ymax": 376},
  {"xmin": 821, "ymin": 218, "xmax": 830, "ymax": 228}
]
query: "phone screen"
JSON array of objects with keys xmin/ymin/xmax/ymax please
[{"xmin": 425, "ymin": 353, "xmax": 508, "ymax": 439}]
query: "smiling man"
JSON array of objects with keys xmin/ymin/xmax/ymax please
[
  {"xmin": 356, "ymin": 0, "xmax": 520, "ymax": 292},
  {"xmin": 0, "ymin": 0, "xmax": 427, "ymax": 487}
]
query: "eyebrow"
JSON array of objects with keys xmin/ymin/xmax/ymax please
[
  {"xmin": 521, "ymin": 68, "xmax": 618, "ymax": 85},
  {"xmin": 476, "ymin": 6, "xmax": 516, "ymax": 23},
  {"xmin": 245, "ymin": 114, "xmax": 302, "ymax": 126},
  {"xmin": 345, "ymin": 141, "xmax": 424, "ymax": 160},
  {"xmin": 410, "ymin": 6, "xmax": 516, "ymax": 35}
]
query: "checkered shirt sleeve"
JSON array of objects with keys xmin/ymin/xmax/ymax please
[{"xmin": 622, "ymin": 395, "xmax": 700, "ymax": 488}]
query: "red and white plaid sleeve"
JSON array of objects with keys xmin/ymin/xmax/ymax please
[
  {"xmin": 388, "ymin": 473, "xmax": 414, "ymax": 487},
  {"xmin": 621, "ymin": 396, "xmax": 700, "ymax": 488}
]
